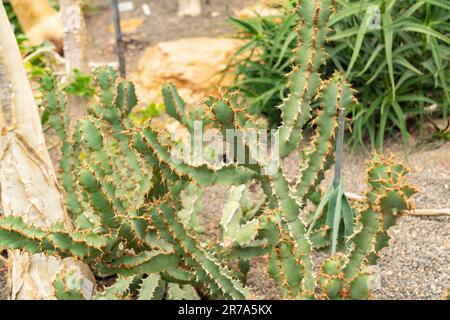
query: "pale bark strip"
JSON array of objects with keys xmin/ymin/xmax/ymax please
[
  {"xmin": 60, "ymin": 0, "xmax": 88, "ymax": 75},
  {"xmin": 0, "ymin": 3, "xmax": 94, "ymax": 300},
  {"xmin": 59, "ymin": 0, "xmax": 89, "ymax": 125},
  {"xmin": 178, "ymin": 0, "xmax": 202, "ymax": 17}
]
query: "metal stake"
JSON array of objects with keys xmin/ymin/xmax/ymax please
[{"xmin": 110, "ymin": 0, "xmax": 126, "ymax": 77}]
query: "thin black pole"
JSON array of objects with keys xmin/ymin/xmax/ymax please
[
  {"xmin": 110, "ymin": 0, "xmax": 126, "ymax": 77},
  {"xmin": 333, "ymin": 107, "xmax": 346, "ymax": 188}
]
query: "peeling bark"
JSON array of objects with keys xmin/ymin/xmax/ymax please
[{"xmin": 0, "ymin": 3, "xmax": 94, "ymax": 300}]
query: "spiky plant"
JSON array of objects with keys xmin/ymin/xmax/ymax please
[{"xmin": 0, "ymin": 0, "xmax": 416, "ymax": 300}]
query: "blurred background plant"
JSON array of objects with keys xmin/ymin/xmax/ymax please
[
  {"xmin": 63, "ymin": 68, "xmax": 96, "ymax": 97},
  {"xmin": 129, "ymin": 101, "xmax": 166, "ymax": 124},
  {"xmin": 4, "ymin": 0, "xmax": 62, "ymax": 79},
  {"xmin": 4, "ymin": 0, "xmax": 99, "ymax": 79},
  {"xmin": 46, "ymin": 0, "xmax": 100, "ymax": 12},
  {"xmin": 4, "ymin": 0, "xmax": 104, "ymax": 126},
  {"xmin": 4, "ymin": 0, "xmax": 21, "ymax": 34},
  {"xmin": 227, "ymin": 0, "xmax": 450, "ymax": 150}
]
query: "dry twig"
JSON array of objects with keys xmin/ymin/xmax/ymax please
[{"xmin": 345, "ymin": 192, "xmax": 450, "ymax": 216}]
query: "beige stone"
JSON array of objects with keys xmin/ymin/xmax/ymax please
[
  {"xmin": 131, "ymin": 37, "xmax": 244, "ymax": 108},
  {"xmin": 108, "ymin": 18, "xmax": 144, "ymax": 34},
  {"xmin": 9, "ymin": 0, "xmax": 63, "ymax": 52},
  {"xmin": 233, "ymin": 2, "xmax": 284, "ymax": 19}
]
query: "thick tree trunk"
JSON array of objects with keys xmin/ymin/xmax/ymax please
[
  {"xmin": 59, "ymin": 0, "xmax": 89, "ymax": 126},
  {"xmin": 178, "ymin": 0, "xmax": 202, "ymax": 17},
  {"xmin": 9, "ymin": 0, "xmax": 63, "ymax": 51},
  {"xmin": 0, "ymin": 3, "xmax": 94, "ymax": 300}
]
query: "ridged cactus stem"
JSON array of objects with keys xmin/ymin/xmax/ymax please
[
  {"xmin": 294, "ymin": 76, "xmax": 354, "ymax": 202},
  {"xmin": 0, "ymin": 216, "xmax": 113, "ymax": 262},
  {"xmin": 343, "ymin": 157, "xmax": 416, "ymax": 282},
  {"xmin": 206, "ymin": 92, "xmax": 266, "ymax": 174},
  {"xmin": 135, "ymin": 127, "xmax": 256, "ymax": 186},
  {"xmin": 148, "ymin": 202, "xmax": 248, "ymax": 299},
  {"xmin": 278, "ymin": 0, "xmax": 332, "ymax": 157},
  {"xmin": 268, "ymin": 170, "xmax": 315, "ymax": 296}
]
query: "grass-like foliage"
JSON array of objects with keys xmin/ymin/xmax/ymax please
[{"xmin": 228, "ymin": 0, "xmax": 450, "ymax": 150}]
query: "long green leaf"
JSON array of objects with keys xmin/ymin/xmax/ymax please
[
  {"xmin": 346, "ymin": 10, "xmax": 373, "ymax": 77},
  {"xmin": 330, "ymin": 182, "xmax": 344, "ymax": 254}
]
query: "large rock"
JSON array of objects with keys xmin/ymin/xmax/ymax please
[
  {"xmin": 131, "ymin": 37, "xmax": 243, "ymax": 108},
  {"xmin": 234, "ymin": 2, "xmax": 284, "ymax": 19},
  {"xmin": 9, "ymin": 0, "xmax": 63, "ymax": 52}
]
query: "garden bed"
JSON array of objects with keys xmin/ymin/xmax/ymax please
[{"xmin": 3, "ymin": 139, "xmax": 447, "ymax": 300}]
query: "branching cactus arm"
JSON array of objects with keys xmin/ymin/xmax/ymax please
[
  {"xmin": 294, "ymin": 74, "xmax": 355, "ymax": 203},
  {"xmin": 278, "ymin": 0, "xmax": 332, "ymax": 158}
]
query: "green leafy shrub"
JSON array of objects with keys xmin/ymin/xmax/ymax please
[
  {"xmin": 4, "ymin": 1, "xmax": 22, "ymax": 35},
  {"xmin": 228, "ymin": 0, "xmax": 450, "ymax": 149},
  {"xmin": 0, "ymin": 1, "xmax": 417, "ymax": 300},
  {"xmin": 129, "ymin": 101, "xmax": 166, "ymax": 124},
  {"xmin": 63, "ymin": 68, "xmax": 96, "ymax": 98}
]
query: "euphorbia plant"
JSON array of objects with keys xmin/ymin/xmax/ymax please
[{"xmin": 0, "ymin": 0, "xmax": 416, "ymax": 300}]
